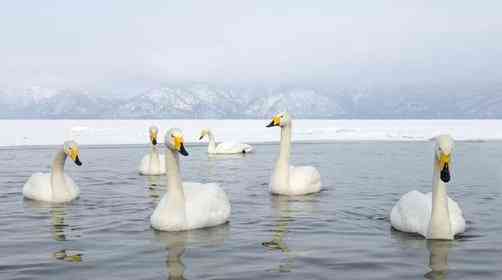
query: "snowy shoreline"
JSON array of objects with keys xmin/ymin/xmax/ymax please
[{"xmin": 1, "ymin": 119, "xmax": 502, "ymax": 147}]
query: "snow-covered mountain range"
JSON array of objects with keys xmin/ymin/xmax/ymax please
[{"xmin": 1, "ymin": 84, "xmax": 501, "ymax": 119}]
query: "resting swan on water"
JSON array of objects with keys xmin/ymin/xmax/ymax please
[
  {"xmin": 199, "ymin": 128, "xmax": 253, "ymax": 154},
  {"xmin": 139, "ymin": 126, "xmax": 166, "ymax": 175},
  {"xmin": 266, "ymin": 112, "xmax": 321, "ymax": 195},
  {"xmin": 151, "ymin": 128, "xmax": 231, "ymax": 231},
  {"xmin": 23, "ymin": 141, "xmax": 82, "ymax": 203},
  {"xmin": 390, "ymin": 135, "xmax": 466, "ymax": 240}
]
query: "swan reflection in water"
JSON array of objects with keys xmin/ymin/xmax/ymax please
[
  {"xmin": 424, "ymin": 240, "xmax": 451, "ymax": 280},
  {"xmin": 390, "ymin": 230, "xmax": 453, "ymax": 280},
  {"xmin": 208, "ymin": 153, "xmax": 247, "ymax": 160},
  {"xmin": 262, "ymin": 194, "xmax": 320, "ymax": 273},
  {"xmin": 23, "ymin": 200, "xmax": 83, "ymax": 263},
  {"xmin": 154, "ymin": 224, "xmax": 229, "ymax": 280},
  {"xmin": 147, "ymin": 174, "xmax": 164, "ymax": 188},
  {"xmin": 146, "ymin": 175, "xmax": 166, "ymax": 204}
]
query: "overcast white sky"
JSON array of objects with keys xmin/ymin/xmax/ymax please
[{"xmin": 1, "ymin": 0, "xmax": 501, "ymax": 92}]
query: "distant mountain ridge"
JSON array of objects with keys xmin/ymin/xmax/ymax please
[{"xmin": 1, "ymin": 84, "xmax": 502, "ymax": 119}]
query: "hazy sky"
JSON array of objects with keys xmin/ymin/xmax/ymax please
[{"xmin": 1, "ymin": 0, "xmax": 501, "ymax": 91}]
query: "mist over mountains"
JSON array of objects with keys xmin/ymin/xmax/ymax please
[{"xmin": 1, "ymin": 83, "xmax": 502, "ymax": 119}]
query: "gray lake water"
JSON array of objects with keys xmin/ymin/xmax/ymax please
[{"xmin": 1, "ymin": 142, "xmax": 501, "ymax": 279}]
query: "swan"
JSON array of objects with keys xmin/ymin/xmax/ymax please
[
  {"xmin": 266, "ymin": 112, "xmax": 322, "ymax": 195},
  {"xmin": 150, "ymin": 128, "xmax": 231, "ymax": 231},
  {"xmin": 23, "ymin": 141, "xmax": 82, "ymax": 203},
  {"xmin": 199, "ymin": 128, "xmax": 253, "ymax": 154},
  {"xmin": 390, "ymin": 135, "xmax": 466, "ymax": 240},
  {"xmin": 139, "ymin": 126, "xmax": 166, "ymax": 175}
]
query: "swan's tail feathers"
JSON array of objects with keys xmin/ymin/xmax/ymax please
[{"xmin": 310, "ymin": 167, "xmax": 322, "ymax": 192}]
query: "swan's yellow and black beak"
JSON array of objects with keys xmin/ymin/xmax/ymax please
[
  {"xmin": 175, "ymin": 136, "xmax": 189, "ymax": 156},
  {"xmin": 70, "ymin": 148, "xmax": 82, "ymax": 166},
  {"xmin": 439, "ymin": 153, "xmax": 450, "ymax": 183},
  {"xmin": 266, "ymin": 116, "xmax": 281, "ymax": 127},
  {"xmin": 150, "ymin": 132, "xmax": 158, "ymax": 146}
]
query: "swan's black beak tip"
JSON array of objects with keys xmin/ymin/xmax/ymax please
[
  {"xmin": 152, "ymin": 139, "xmax": 157, "ymax": 146},
  {"xmin": 179, "ymin": 143, "xmax": 189, "ymax": 156},
  {"xmin": 440, "ymin": 164, "xmax": 450, "ymax": 183},
  {"xmin": 74, "ymin": 156, "xmax": 82, "ymax": 166},
  {"xmin": 266, "ymin": 121, "xmax": 275, "ymax": 128},
  {"xmin": 199, "ymin": 136, "xmax": 203, "ymax": 140}
]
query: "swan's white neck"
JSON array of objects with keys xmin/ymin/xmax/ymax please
[
  {"xmin": 278, "ymin": 124, "xmax": 291, "ymax": 163},
  {"xmin": 51, "ymin": 149, "xmax": 71, "ymax": 201},
  {"xmin": 163, "ymin": 148, "xmax": 187, "ymax": 227},
  {"xmin": 206, "ymin": 131, "xmax": 217, "ymax": 153},
  {"xmin": 148, "ymin": 145, "xmax": 161, "ymax": 171},
  {"xmin": 272, "ymin": 123, "xmax": 292, "ymax": 192},
  {"xmin": 428, "ymin": 161, "xmax": 453, "ymax": 240}
]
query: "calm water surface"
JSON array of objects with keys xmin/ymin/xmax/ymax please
[{"xmin": 0, "ymin": 142, "xmax": 501, "ymax": 279}]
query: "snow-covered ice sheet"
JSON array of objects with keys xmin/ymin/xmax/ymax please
[{"xmin": 1, "ymin": 119, "xmax": 502, "ymax": 147}]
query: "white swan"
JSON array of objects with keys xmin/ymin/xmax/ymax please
[
  {"xmin": 199, "ymin": 128, "xmax": 253, "ymax": 154},
  {"xmin": 266, "ymin": 112, "xmax": 321, "ymax": 195},
  {"xmin": 139, "ymin": 126, "xmax": 166, "ymax": 175},
  {"xmin": 23, "ymin": 141, "xmax": 82, "ymax": 203},
  {"xmin": 391, "ymin": 135, "xmax": 466, "ymax": 240},
  {"xmin": 151, "ymin": 128, "xmax": 231, "ymax": 231}
]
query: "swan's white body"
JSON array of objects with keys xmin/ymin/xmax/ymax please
[
  {"xmin": 391, "ymin": 135, "xmax": 466, "ymax": 240},
  {"xmin": 151, "ymin": 129, "xmax": 231, "ymax": 231},
  {"xmin": 269, "ymin": 114, "xmax": 321, "ymax": 195},
  {"xmin": 139, "ymin": 146, "xmax": 166, "ymax": 175},
  {"xmin": 23, "ymin": 149, "xmax": 80, "ymax": 203},
  {"xmin": 391, "ymin": 191, "xmax": 465, "ymax": 239},
  {"xmin": 201, "ymin": 129, "xmax": 253, "ymax": 154}
]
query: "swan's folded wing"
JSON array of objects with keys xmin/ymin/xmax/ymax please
[
  {"xmin": 63, "ymin": 174, "xmax": 81, "ymax": 199},
  {"xmin": 216, "ymin": 142, "xmax": 253, "ymax": 154},
  {"xmin": 22, "ymin": 173, "xmax": 52, "ymax": 201},
  {"xmin": 390, "ymin": 190, "xmax": 431, "ymax": 237},
  {"xmin": 183, "ymin": 182, "xmax": 231, "ymax": 228},
  {"xmin": 447, "ymin": 196, "xmax": 466, "ymax": 235},
  {"xmin": 289, "ymin": 165, "xmax": 322, "ymax": 195}
]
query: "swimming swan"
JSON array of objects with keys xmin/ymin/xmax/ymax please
[
  {"xmin": 23, "ymin": 141, "xmax": 82, "ymax": 203},
  {"xmin": 390, "ymin": 135, "xmax": 466, "ymax": 240},
  {"xmin": 139, "ymin": 126, "xmax": 166, "ymax": 175},
  {"xmin": 199, "ymin": 128, "xmax": 253, "ymax": 154},
  {"xmin": 266, "ymin": 112, "xmax": 321, "ymax": 195},
  {"xmin": 150, "ymin": 128, "xmax": 231, "ymax": 231}
]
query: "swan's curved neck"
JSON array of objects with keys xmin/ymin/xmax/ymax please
[
  {"xmin": 163, "ymin": 148, "xmax": 186, "ymax": 222},
  {"xmin": 51, "ymin": 149, "xmax": 71, "ymax": 200},
  {"xmin": 272, "ymin": 123, "xmax": 292, "ymax": 191},
  {"xmin": 428, "ymin": 161, "xmax": 453, "ymax": 239},
  {"xmin": 206, "ymin": 131, "xmax": 217, "ymax": 153},
  {"xmin": 148, "ymin": 145, "xmax": 161, "ymax": 171},
  {"xmin": 278, "ymin": 124, "xmax": 292, "ymax": 162}
]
